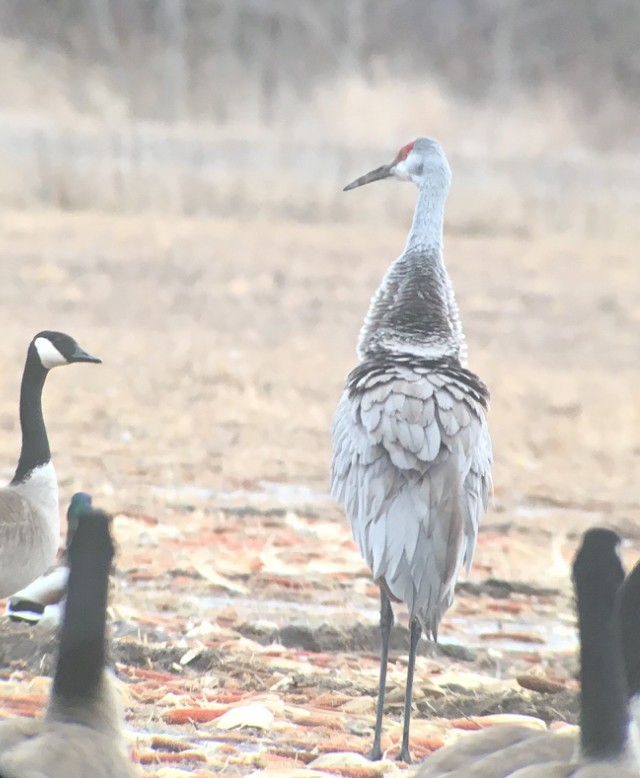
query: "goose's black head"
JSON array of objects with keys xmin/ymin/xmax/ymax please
[
  {"xmin": 573, "ymin": 527, "xmax": 624, "ymax": 590},
  {"xmin": 573, "ymin": 526, "xmax": 629, "ymax": 763},
  {"xmin": 65, "ymin": 492, "xmax": 93, "ymax": 553},
  {"xmin": 31, "ymin": 331, "xmax": 102, "ymax": 371}
]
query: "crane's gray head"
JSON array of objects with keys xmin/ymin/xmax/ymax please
[
  {"xmin": 31, "ymin": 331, "xmax": 102, "ymax": 371},
  {"xmin": 344, "ymin": 137, "xmax": 451, "ymax": 192}
]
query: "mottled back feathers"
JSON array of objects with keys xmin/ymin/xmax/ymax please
[
  {"xmin": 357, "ymin": 249, "xmax": 466, "ymax": 364},
  {"xmin": 331, "ymin": 354, "xmax": 492, "ymax": 636}
]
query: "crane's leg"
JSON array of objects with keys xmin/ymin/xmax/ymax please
[
  {"xmin": 397, "ymin": 617, "xmax": 422, "ymax": 763},
  {"xmin": 368, "ymin": 589, "xmax": 394, "ymax": 761}
]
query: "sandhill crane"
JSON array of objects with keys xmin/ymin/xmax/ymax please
[{"xmin": 331, "ymin": 137, "xmax": 492, "ymax": 763}]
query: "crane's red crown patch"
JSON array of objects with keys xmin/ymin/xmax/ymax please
[{"xmin": 395, "ymin": 141, "xmax": 415, "ymax": 162}]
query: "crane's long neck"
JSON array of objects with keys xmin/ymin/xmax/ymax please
[
  {"xmin": 357, "ymin": 181, "xmax": 467, "ymax": 364},
  {"xmin": 405, "ymin": 179, "xmax": 446, "ymax": 254}
]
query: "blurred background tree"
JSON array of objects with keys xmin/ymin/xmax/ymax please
[
  {"xmin": 0, "ymin": 0, "xmax": 638, "ymax": 229},
  {"xmin": 0, "ymin": 0, "xmax": 638, "ymax": 147}
]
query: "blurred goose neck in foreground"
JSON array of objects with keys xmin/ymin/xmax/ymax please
[
  {"xmin": 47, "ymin": 506, "xmax": 117, "ymax": 738},
  {"xmin": 574, "ymin": 528, "xmax": 640, "ymax": 768},
  {"xmin": 620, "ymin": 560, "xmax": 640, "ymax": 725}
]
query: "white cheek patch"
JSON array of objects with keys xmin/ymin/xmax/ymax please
[
  {"xmin": 34, "ymin": 337, "xmax": 68, "ymax": 369},
  {"xmin": 393, "ymin": 158, "xmax": 413, "ymax": 182}
]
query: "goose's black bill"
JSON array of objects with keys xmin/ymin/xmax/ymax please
[
  {"xmin": 343, "ymin": 163, "xmax": 394, "ymax": 191},
  {"xmin": 69, "ymin": 346, "xmax": 102, "ymax": 364}
]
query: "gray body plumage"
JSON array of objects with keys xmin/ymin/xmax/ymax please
[{"xmin": 331, "ymin": 137, "xmax": 492, "ymax": 639}]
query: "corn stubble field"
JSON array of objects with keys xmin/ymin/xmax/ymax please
[{"xmin": 0, "ymin": 138, "xmax": 638, "ymax": 776}]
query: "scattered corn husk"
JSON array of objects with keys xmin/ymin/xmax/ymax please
[
  {"xmin": 214, "ymin": 703, "xmax": 275, "ymax": 731},
  {"xmin": 309, "ymin": 752, "xmax": 400, "ymax": 776}
]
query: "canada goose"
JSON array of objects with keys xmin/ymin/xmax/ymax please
[
  {"xmin": 0, "ymin": 331, "xmax": 101, "ymax": 599},
  {"xmin": 416, "ymin": 725, "xmax": 577, "ymax": 778},
  {"xmin": 0, "ymin": 498, "xmax": 138, "ymax": 777},
  {"xmin": 6, "ymin": 492, "xmax": 92, "ymax": 628},
  {"xmin": 417, "ymin": 528, "xmax": 640, "ymax": 778}
]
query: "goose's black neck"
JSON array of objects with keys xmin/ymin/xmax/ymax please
[
  {"xmin": 576, "ymin": 543, "xmax": 628, "ymax": 761},
  {"xmin": 10, "ymin": 346, "xmax": 50, "ymax": 485},
  {"xmin": 50, "ymin": 510, "xmax": 113, "ymax": 722},
  {"xmin": 619, "ymin": 562, "xmax": 640, "ymax": 698}
]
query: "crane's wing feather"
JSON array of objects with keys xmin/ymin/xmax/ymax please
[{"xmin": 331, "ymin": 357, "xmax": 491, "ymax": 634}]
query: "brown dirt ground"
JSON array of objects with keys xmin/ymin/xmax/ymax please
[{"xmin": 0, "ymin": 210, "xmax": 638, "ymax": 776}]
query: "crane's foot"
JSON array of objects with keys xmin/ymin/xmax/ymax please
[
  {"xmin": 366, "ymin": 744, "xmax": 384, "ymax": 762},
  {"xmin": 396, "ymin": 745, "xmax": 413, "ymax": 764}
]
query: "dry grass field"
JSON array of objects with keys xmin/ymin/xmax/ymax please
[{"xmin": 0, "ymin": 204, "xmax": 638, "ymax": 775}]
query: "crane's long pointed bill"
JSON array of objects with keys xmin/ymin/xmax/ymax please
[{"xmin": 343, "ymin": 163, "xmax": 394, "ymax": 191}]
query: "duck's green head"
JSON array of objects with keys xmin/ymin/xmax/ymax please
[{"xmin": 65, "ymin": 492, "xmax": 93, "ymax": 552}]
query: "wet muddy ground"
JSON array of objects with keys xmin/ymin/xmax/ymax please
[{"xmin": 0, "ymin": 211, "xmax": 638, "ymax": 775}]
